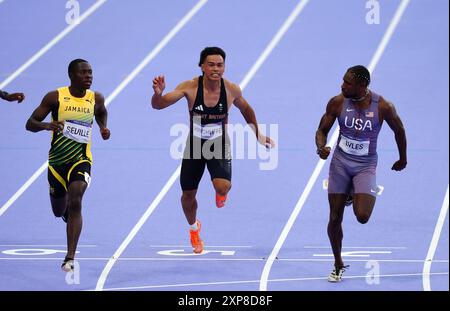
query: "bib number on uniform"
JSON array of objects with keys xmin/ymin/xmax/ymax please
[
  {"xmin": 63, "ymin": 120, "xmax": 92, "ymax": 144},
  {"xmin": 339, "ymin": 134, "xmax": 370, "ymax": 156},
  {"xmin": 193, "ymin": 122, "xmax": 222, "ymax": 140}
]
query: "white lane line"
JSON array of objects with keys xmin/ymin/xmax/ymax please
[
  {"xmin": 0, "ymin": 0, "xmax": 208, "ymax": 217},
  {"xmin": 259, "ymin": 0, "xmax": 411, "ymax": 291},
  {"xmin": 304, "ymin": 246, "xmax": 407, "ymax": 249},
  {"xmin": 0, "ymin": 244, "xmax": 97, "ymax": 247},
  {"xmin": 102, "ymin": 0, "xmax": 206, "ymax": 108},
  {"xmin": 149, "ymin": 245, "xmax": 252, "ymax": 248},
  {"xmin": 423, "ymin": 186, "xmax": 449, "ymax": 291},
  {"xmin": 101, "ymin": 272, "xmax": 449, "ymax": 291},
  {"xmin": 313, "ymin": 251, "xmax": 392, "ymax": 257},
  {"xmin": 0, "ymin": 0, "xmax": 107, "ymax": 89},
  {"xmin": 239, "ymin": 0, "xmax": 309, "ymax": 90},
  {"xmin": 1, "ymin": 257, "xmax": 448, "ymax": 263},
  {"xmin": 0, "ymin": 258, "xmax": 108, "ymax": 260},
  {"xmin": 95, "ymin": 166, "xmax": 181, "ymax": 290},
  {"xmin": 277, "ymin": 259, "xmax": 449, "ymax": 263},
  {"xmin": 0, "ymin": 162, "xmax": 48, "ymax": 216},
  {"xmin": 95, "ymin": 0, "xmax": 310, "ymax": 291}
]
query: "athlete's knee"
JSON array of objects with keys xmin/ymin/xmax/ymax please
[
  {"xmin": 68, "ymin": 195, "xmax": 82, "ymax": 212},
  {"xmin": 353, "ymin": 204, "xmax": 373, "ymax": 224},
  {"xmin": 50, "ymin": 195, "xmax": 67, "ymax": 217},
  {"xmin": 52, "ymin": 208, "xmax": 65, "ymax": 217},
  {"xmin": 328, "ymin": 213, "xmax": 343, "ymax": 225},
  {"xmin": 181, "ymin": 191, "xmax": 196, "ymax": 204},
  {"xmin": 215, "ymin": 184, "xmax": 230, "ymax": 196},
  {"xmin": 213, "ymin": 181, "xmax": 231, "ymax": 196},
  {"xmin": 328, "ymin": 207, "xmax": 344, "ymax": 224},
  {"xmin": 356, "ymin": 213, "xmax": 371, "ymax": 224}
]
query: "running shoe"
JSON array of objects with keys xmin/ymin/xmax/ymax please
[
  {"xmin": 61, "ymin": 258, "xmax": 74, "ymax": 272},
  {"xmin": 328, "ymin": 265, "xmax": 349, "ymax": 282},
  {"xmin": 189, "ymin": 220, "xmax": 204, "ymax": 254},
  {"xmin": 216, "ymin": 193, "xmax": 227, "ymax": 208}
]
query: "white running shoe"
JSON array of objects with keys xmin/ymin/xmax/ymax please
[
  {"xmin": 328, "ymin": 265, "xmax": 349, "ymax": 282},
  {"xmin": 61, "ymin": 258, "xmax": 74, "ymax": 272}
]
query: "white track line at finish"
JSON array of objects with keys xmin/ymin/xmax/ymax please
[
  {"xmin": 103, "ymin": 272, "xmax": 449, "ymax": 291},
  {"xmin": 423, "ymin": 186, "xmax": 449, "ymax": 291}
]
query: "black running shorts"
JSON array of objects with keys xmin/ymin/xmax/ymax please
[
  {"xmin": 180, "ymin": 136, "xmax": 231, "ymax": 191},
  {"xmin": 48, "ymin": 160, "xmax": 91, "ymax": 198}
]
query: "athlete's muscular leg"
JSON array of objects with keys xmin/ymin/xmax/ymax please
[
  {"xmin": 212, "ymin": 178, "xmax": 231, "ymax": 196},
  {"xmin": 50, "ymin": 195, "xmax": 67, "ymax": 217},
  {"xmin": 328, "ymin": 194, "xmax": 347, "ymax": 268},
  {"xmin": 181, "ymin": 189, "xmax": 198, "ymax": 225},
  {"xmin": 353, "ymin": 194, "xmax": 376, "ymax": 224},
  {"xmin": 65, "ymin": 180, "xmax": 87, "ymax": 260}
]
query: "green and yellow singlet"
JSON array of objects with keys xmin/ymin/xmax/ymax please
[{"xmin": 48, "ymin": 87, "xmax": 95, "ymax": 166}]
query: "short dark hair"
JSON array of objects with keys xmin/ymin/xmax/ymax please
[
  {"xmin": 198, "ymin": 47, "xmax": 226, "ymax": 66},
  {"xmin": 68, "ymin": 59, "xmax": 88, "ymax": 75},
  {"xmin": 347, "ymin": 65, "xmax": 370, "ymax": 86}
]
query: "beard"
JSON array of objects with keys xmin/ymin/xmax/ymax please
[{"xmin": 342, "ymin": 91, "xmax": 355, "ymax": 99}]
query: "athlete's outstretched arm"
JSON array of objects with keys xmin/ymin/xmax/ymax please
[
  {"xmin": 380, "ymin": 99, "xmax": 407, "ymax": 171},
  {"xmin": 0, "ymin": 90, "xmax": 25, "ymax": 103},
  {"xmin": 232, "ymin": 84, "xmax": 275, "ymax": 148},
  {"xmin": 316, "ymin": 97, "xmax": 339, "ymax": 160},
  {"xmin": 94, "ymin": 92, "xmax": 110, "ymax": 140},
  {"xmin": 151, "ymin": 75, "xmax": 186, "ymax": 110},
  {"xmin": 25, "ymin": 91, "xmax": 63, "ymax": 132}
]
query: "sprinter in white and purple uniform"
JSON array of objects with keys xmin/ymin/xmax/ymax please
[{"xmin": 316, "ymin": 65, "xmax": 407, "ymax": 282}]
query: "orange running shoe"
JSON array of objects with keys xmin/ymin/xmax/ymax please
[
  {"xmin": 189, "ymin": 220, "xmax": 204, "ymax": 254},
  {"xmin": 216, "ymin": 193, "xmax": 227, "ymax": 208}
]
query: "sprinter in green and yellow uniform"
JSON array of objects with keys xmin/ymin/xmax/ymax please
[{"xmin": 26, "ymin": 59, "xmax": 110, "ymax": 272}]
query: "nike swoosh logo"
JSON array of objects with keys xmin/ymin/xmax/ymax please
[
  {"xmin": 370, "ymin": 189, "xmax": 377, "ymax": 193},
  {"xmin": 346, "ymin": 108, "xmax": 354, "ymax": 112}
]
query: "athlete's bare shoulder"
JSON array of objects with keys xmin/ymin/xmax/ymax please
[
  {"xmin": 330, "ymin": 94, "xmax": 344, "ymax": 105},
  {"xmin": 223, "ymin": 78, "xmax": 241, "ymax": 98},
  {"xmin": 326, "ymin": 94, "xmax": 344, "ymax": 116},
  {"xmin": 92, "ymin": 91, "xmax": 105, "ymax": 109},
  {"xmin": 33, "ymin": 90, "xmax": 59, "ymax": 113},
  {"xmin": 43, "ymin": 90, "xmax": 59, "ymax": 105},
  {"xmin": 377, "ymin": 95, "xmax": 397, "ymax": 120},
  {"xmin": 177, "ymin": 77, "xmax": 200, "ymax": 107},
  {"xmin": 175, "ymin": 77, "xmax": 198, "ymax": 92},
  {"xmin": 378, "ymin": 95, "xmax": 394, "ymax": 110},
  {"xmin": 94, "ymin": 91, "xmax": 104, "ymax": 101}
]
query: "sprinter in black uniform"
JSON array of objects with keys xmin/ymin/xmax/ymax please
[
  {"xmin": 151, "ymin": 47, "xmax": 275, "ymax": 253},
  {"xmin": 183, "ymin": 74, "xmax": 231, "ymax": 192}
]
